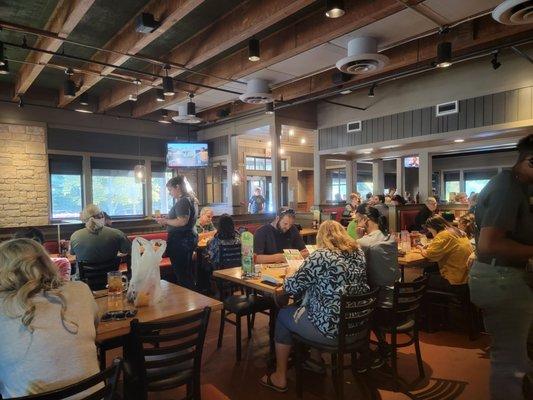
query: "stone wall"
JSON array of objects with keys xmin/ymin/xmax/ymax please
[{"xmin": 0, "ymin": 123, "xmax": 49, "ymax": 227}]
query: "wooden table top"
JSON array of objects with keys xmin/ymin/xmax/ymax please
[
  {"xmin": 95, "ymin": 280, "xmax": 222, "ymax": 341},
  {"xmin": 398, "ymin": 251, "xmax": 428, "ymax": 267},
  {"xmin": 213, "ymin": 266, "xmax": 288, "ymax": 295}
]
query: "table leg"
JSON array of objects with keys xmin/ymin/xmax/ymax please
[{"xmin": 400, "ymin": 265, "xmax": 405, "ymax": 282}]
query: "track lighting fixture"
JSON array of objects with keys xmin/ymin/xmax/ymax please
[
  {"xmin": 17, "ymin": 94, "xmax": 24, "ymax": 108},
  {"xmin": 156, "ymin": 89, "xmax": 165, "ymax": 102},
  {"xmin": 75, "ymin": 93, "xmax": 92, "ymax": 113},
  {"xmin": 491, "ymin": 52, "xmax": 502, "ymax": 70},
  {"xmin": 248, "ymin": 38, "xmax": 260, "ymax": 62},
  {"xmin": 133, "ymin": 79, "xmax": 141, "ymax": 85},
  {"xmin": 187, "ymin": 93, "xmax": 196, "ymax": 116},
  {"xmin": 368, "ymin": 83, "xmax": 376, "ymax": 97},
  {"xmin": 64, "ymin": 68, "xmax": 76, "ymax": 97},
  {"xmin": 79, "ymin": 93, "xmax": 89, "ymax": 106},
  {"xmin": 0, "ymin": 42, "xmax": 5, "ymax": 66},
  {"xmin": 325, "ymin": 0, "xmax": 345, "ymax": 18},
  {"xmin": 435, "ymin": 42, "xmax": 452, "ymax": 68},
  {"xmin": 265, "ymin": 102, "xmax": 274, "ymax": 115},
  {"xmin": 158, "ymin": 109, "xmax": 171, "ymax": 124},
  {"xmin": 0, "ymin": 60, "xmax": 9, "ymax": 75},
  {"xmin": 129, "ymin": 93, "xmax": 138, "ymax": 101},
  {"xmin": 162, "ymin": 64, "xmax": 174, "ymax": 96}
]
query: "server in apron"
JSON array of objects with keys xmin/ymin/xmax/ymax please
[
  {"xmin": 470, "ymin": 134, "xmax": 533, "ymax": 400},
  {"xmin": 156, "ymin": 176, "xmax": 198, "ymax": 289}
]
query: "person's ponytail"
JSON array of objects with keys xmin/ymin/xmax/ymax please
[{"xmin": 377, "ymin": 215, "xmax": 389, "ymax": 235}]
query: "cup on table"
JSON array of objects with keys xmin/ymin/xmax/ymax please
[
  {"xmin": 107, "ymin": 271, "xmax": 128, "ymax": 312},
  {"xmin": 154, "ymin": 209, "xmax": 161, "ymax": 218}
]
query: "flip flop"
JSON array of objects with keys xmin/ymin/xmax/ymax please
[{"xmin": 259, "ymin": 374, "xmax": 288, "ymax": 393}]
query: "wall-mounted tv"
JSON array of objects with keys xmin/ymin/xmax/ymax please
[
  {"xmin": 166, "ymin": 143, "xmax": 209, "ymax": 168},
  {"xmin": 404, "ymin": 156, "xmax": 419, "ymax": 168}
]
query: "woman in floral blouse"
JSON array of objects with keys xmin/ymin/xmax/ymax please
[{"xmin": 260, "ymin": 220, "xmax": 369, "ymax": 393}]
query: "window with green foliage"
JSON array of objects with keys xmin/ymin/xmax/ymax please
[
  {"xmin": 49, "ymin": 155, "xmax": 83, "ymax": 220},
  {"xmin": 152, "ymin": 170, "xmax": 174, "ymax": 214}
]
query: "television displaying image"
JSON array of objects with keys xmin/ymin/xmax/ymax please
[
  {"xmin": 404, "ymin": 156, "xmax": 419, "ymax": 168},
  {"xmin": 167, "ymin": 143, "xmax": 209, "ymax": 168}
]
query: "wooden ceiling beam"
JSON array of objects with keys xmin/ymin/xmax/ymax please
[
  {"xmin": 97, "ymin": 0, "xmax": 315, "ymax": 113},
  {"xmin": 130, "ymin": 0, "xmax": 409, "ymax": 118},
  {"xmin": 12, "ymin": 0, "xmax": 95, "ymax": 99},
  {"xmin": 197, "ymin": 17, "xmax": 533, "ymax": 123},
  {"xmin": 57, "ymin": 0, "xmax": 205, "ymax": 108}
]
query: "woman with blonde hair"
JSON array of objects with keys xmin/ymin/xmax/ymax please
[
  {"xmin": 0, "ymin": 239, "xmax": 99, "ymax": 398},
  {"xmin": 260, "ymin": 220, "xmax": 369, "ymax": 393}
]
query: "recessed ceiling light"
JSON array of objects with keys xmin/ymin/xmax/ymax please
[
  {"xmin": 267, "ymin": 141, "xmax": 271, "ymax": 147},
  {"xmin": 300, "ymin": 138, "xmax": 306, "ymax": 144},
  {"xmin": 380, "ymin": 144, "xmax": 400, "ymax": 149},
  {"xmin": 248, "ymin": 38, "xmax": 260, "ymax": 62},
  {"xmin": 280, "ymin": 148, "xmax": 285, "ymax": 154},
  {"xmin": 325, "ymin": 0, "xmax": 345, "ymax": 18},
  {"xmin": 289, "ymin": 129, "xmax": 294, "ymax": 136},
  {"xmin": 454, "ymin": 139, "xmax": 465, "ymax": 143},
  {"xmin": 340, "ymin": 89, "xmax": 352, "ymax": 95}
]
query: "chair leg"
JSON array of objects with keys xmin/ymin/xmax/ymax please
[
  {"xmin": 336, "ymin": 352, "xmax": 344, "ymax": 400},
  {"xmin": 217, "ymin": 309, "xmax": 225, "ymax": 348},
  {"xmin": 295, "ymin": 341, "xmax": 304, "ymax": 399},
  {"xmin": 98, "ymin": 346, "xmax": 106, "ymax": 371},
  {"xmin": 236, "ymin": 315, "xmax": 242, "ymax": 362},
  {"xmin": 391, "ymin": 331, "xmax": 399, "ymax": 391},
  {"xmin": 251, "ymin": 312, "xmax": 256, "ymax": 330},
  {"xmin": 193, "ymin": 378, "xmax": 202, "ymax": 400},
  {"xmin": 246, "ymin": 314, "xmax": 252, "ymax": 339},
  {"xmin": 413, "ymin": 328, "xmax": 425, "ymax": 379}
]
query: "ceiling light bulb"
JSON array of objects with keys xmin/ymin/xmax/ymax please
[
  {"xmin": 158, "ymin": 110, "xmax": 171, "ymax": 123},
  {"xmin": 134, "ymin": 164, "xmax": 146, "ymax": 184},
  {"xmin": 0, "ymin": 60, "xmax": 9, "ymax": 75},
  {"xmin": 129, "ymin": 93, "xmax": 138, "ymax": 101},
  {"xmin": 280, "ymin": 148, "xmax": 285, "ymax": 155},
  {"xmin": 248, "ymin": 38, "xmax": 260, "ymax": 62},
  {"xmin": 300, "ymin": 138, "xmax": 306, "ymax": 144},
  {"xmin": 267, "ymin": 141, "xmax": 271, "ymax": 147},
  {"xmin": 436, "ymin": 42, "xmax": 452, "ymax": 68},
  {"xmin": 368, "ymin": 83, "xmax": 376, "ymax": 97},
  {"xmin": 289, "ymin": 129, "xmax": 294, "ymax": 136},
  {"xmin": 133, "ymin": 79, "xmax": 142, "ymax": 85},
  {"xmin": 79, "ymin": 93, "xmax": 89, "ymax": 106},
  {"xmin": 0, "ymin": 43, "xmax": 5, "ymax": 66},
  {"xmin": 265, "ymin": 102, "xmax": 274, "ymax": 114},
  {"xmin": 454, "ymin": 139, "xmax": 465, "ymax": 143},
  {"xmin": 162, "ymin": 76, "xmax": 174, "ymax": 96},
  {"xmin": 156, "ymin": 89, "xmax": 165, "ymax": 102},
  {"xmin": 64, "ymin": 78, "xmax": 77, "ymax": 98},
  {"xmin": 325, "ymin": 0, "xmax": 345, "ymax": 18},
  {"xmin": 340, "ymin": 89, "xmax": 352, "ymax": 95}
]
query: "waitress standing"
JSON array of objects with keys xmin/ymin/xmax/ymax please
[{"xmin": 156, "ymin": 176, "xmax": 198, "ymax": 289}]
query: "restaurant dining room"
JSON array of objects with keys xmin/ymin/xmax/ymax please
[{"xmin": 0, "ymin": 0, "xmax": 532, "ymax": 399}]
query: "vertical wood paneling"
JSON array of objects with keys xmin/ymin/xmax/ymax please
[
  {"xmin": 412, "ymin": 109, "xmax": 422, "ymax": 136},
  {"xmin": 483, "ymin": 95, "xmax": 493, "ymax": 126},
  {"xmin": 391, "ymin": 114, "xmax": 398, "ymax": 139},
  {"xmin": 475, "ymin": 96, "xmax": 484, "ymax": 127},
  {"xmin": 397, "ymin": 112, "xmax": 404, "ymax": 138},
  {"xmin": 404, "ymin": 111, "xmax": 413, "ymax": 137},
  {"xmin": 431, "ymin": 106, "xmax": 439, "ymax": 134},
  {"xmin": 505, "ymin": 89, "xmax": 518, "ymax": 122},
  {"xmin": 466, "ymin": 98, "xmax": 476, "ymax": 128},
  {"xmin": 458, "ymin": 100, "xmax": 467, "ymax": 130},
  {"xmin": 447, "ymin": 111, "xmax": 458, "ymax": 132},
  {"xmin": 377, "ymin": 117, "xmax": 384, "ymax": 142},
  {"xmin": 492, "ymin": 92, "xmax": 505, "ymax": 124},
  {"xmin": 384, "ymin": 115, "xmax": 392, "ymax": 141},
  {"xmin": 421, "ymin": 107, "xmax": 431, "ymax": 136},
  {"xmin": 372, "ymin": 118, "xmax": 379, "ymax": 143},
  {"xmin": 517, "ymin": 87, "xmax": 532, "ymax": 120}
]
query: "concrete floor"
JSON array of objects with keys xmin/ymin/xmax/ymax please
[{"xmin": 116, "ymin": 308, "xmax": 492, "ymax": 400}]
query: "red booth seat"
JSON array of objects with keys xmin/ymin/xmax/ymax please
[
  {"xmin": 127, "ymin": 231, "xmax": 171, "ymax": 274},
  {"xmin": 43, "ymin": 241, "xmax": 59, "ymax": 254},
  {"xmin": 399, "ymin": 209, "xmax": 420, "ymax": 231},
  {"xmin": 321, "ymin": 206, "xmax": 346, "ymax": 222}
]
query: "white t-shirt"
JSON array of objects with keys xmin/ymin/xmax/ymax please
[{"xmin": 0, "ymin": 281, "xmax": 100, "ymax": 398}]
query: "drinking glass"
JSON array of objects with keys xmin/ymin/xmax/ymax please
[{"xmin": 107, "ymin": 271, "xmax": 128, "ymax": 312}]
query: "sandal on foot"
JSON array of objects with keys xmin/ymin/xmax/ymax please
[{"xmin": 260, "ymin": 374, "xmax": 288, "ymax": 393}]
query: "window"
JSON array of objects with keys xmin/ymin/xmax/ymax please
[
  {"xmin": 464, "ymin": 169, "xmax": 497, "ymax": 195},
  {"xmin": 246, "ymin": 157, "xmax": 255, "ymax": 170},
  {"xmin": 91, "ymin": 158, "xmax": 144, "ymax": 217},
  {"xmin": 357, "ymin": 170, "xmax": 373, "ymax": 197},
  {"xmin": 443, "ymin": 171, "xmax": 460, "ymax": 202},
  {"xmin": 327, "ymin": 168, "xmax": 346, "ymax": 201},
  {"xmin": 49, "ymin": 155, "xmax": 83, "ymax": 220},
  {"xmin": 151, "ymin": 163, "xmax": 173, "ymax": 215},
  {"xmin": 206, "ymin": 164, "xmax": 227, "ymax": 203},
  {"xmin": 357, "ymin": 182, "xmax": 373, "ymax": 197},
  {"xmin": 245, "ymin": 156, "xmax": 286, "ymax": 171}
]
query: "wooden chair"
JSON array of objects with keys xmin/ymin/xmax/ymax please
[
  {"xmin": 374, "ymin": 275, "xmax": 429, "ymax": 390},
  {"xmin": 124, "ymin": 307, "xmax": 211, "ymax": 400},
  {"xmin": 6, "ymin": 358, "xmax": 122, "ymax": 400},
  {"xmin": 77, "ymin": 257, "xmax": 122, "ymax": 291},
  {"xmin": 292, "ymin": 287, "xmax": 380, "ymax": 400}
]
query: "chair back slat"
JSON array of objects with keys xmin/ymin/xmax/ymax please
[
  {"xmin": 7, "ymin": 359, "xmax": 122, "ymax": 400},
  {"xmin": 392, "ymin": 275, "xmax": 429, "ymax": 318},
  {"xmin": 338, "ymin": 287, "xmax": 379, "ymax": 348},
  {"xmin": 125, "ymin": 307, "xmax": 211, "ymax": 393},
  {"xmin": 218, "ymin": 243, "xmax": 241, "ymax": 268},
  {"xmin": 78, "ymin": 258, "xmax": 121, "ymax": 291}
]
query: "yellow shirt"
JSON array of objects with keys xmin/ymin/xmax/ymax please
[{"xmin": 425, "ymin": 230, "xmax": 473, "ymax": 285}]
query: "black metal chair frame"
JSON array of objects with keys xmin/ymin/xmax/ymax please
[
  {"xmin": 7, "ymin": 358, "xmax": 122, "ymax": 400},
  {"xmin": 124, "ymin": 307, "xmax": 211, "ymax": 400},
  {"xmin": 292, "ymin": 287, "xmax": 380, "ymax": 400},
  {"xmin": 77, "ymin": 257, "xmax": 122, "ymax": 291},
  {"xmin": 373, "ymin": 275, "xmax": 429, "ymax": 390}
]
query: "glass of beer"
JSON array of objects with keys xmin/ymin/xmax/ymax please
[{"xmin": 107, "ymin": 271, "xmax": 128, "ymax": 312}]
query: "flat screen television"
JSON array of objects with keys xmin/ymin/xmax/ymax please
[
  {"xmin": 166, "ymin": 143, "xmax": 209, "ymax": 168},
  {"xmin": 404, "ymin": 156, "xmax": 419, "ymax": 168}
]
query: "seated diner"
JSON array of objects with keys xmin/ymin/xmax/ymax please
[
  {"xmin": 195, "ymin": 206, "xmax": 216, "ymax": 239},
  {"xmin": 412, "ymin": 196, "xmax": 438, "ymax": 231}
]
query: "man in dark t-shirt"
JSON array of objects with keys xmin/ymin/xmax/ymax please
[{"xmin": 254, "ymin": 208, "xmax": 307, "ymax": 264}]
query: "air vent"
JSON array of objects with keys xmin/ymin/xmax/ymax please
[
  {"xmin": 492, "ymin": 0, "xmax": 533, "ymax": 25},
  {"xmin": 172, "ymin": 102, "xmax": 203, "ymax": 124},
  {"xmin": 336, "ymin": 37, "xmax": 389, "ymax": 75},
  {"xmin": 239, "ymin": 78, "xmax": 273, "ymax": 104},
  {"xmin": 436, "ymin": 100, "xmax": 458, "ymax": 117},
  {"xmin": 347, "ymin": 120, "xmax": 362, "ymax": 132}
]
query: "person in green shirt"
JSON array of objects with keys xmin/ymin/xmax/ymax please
[
  {"xmin": 346, "ymin": 219, "xmax": 358, "ymax": 239},
  {"xmin": 195, "ymin": 207, "xmax": 216, "ymax": 239}
]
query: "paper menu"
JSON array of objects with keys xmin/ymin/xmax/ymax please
[
  {"xmin": 305, "ymin": 245, "xmax": 317, "ymax": 254},
  {"xmin": 283, "ymin": 249, "xmax": 304, "ymax": 270}
]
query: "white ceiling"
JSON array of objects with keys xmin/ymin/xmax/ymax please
[{"xmin": 168, "ymin": 0, "xmax": 503, "ymax": 114}]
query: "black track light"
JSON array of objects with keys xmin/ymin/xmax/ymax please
[
  {"xmin": 0, "ymin": 60, "xmax": 9, "ymax": 75},
  {"xmin": 325, "ymin": 0, "xmax": 345, "ymax": 18},
  {"xmin": 265, "ymin": 102, "xmax": 274, "ymax": 114},
  {"xmin": 159, "ymin": 109, "xmax": 171, "ymax": 124},
  {"xmin": 79, "ymin": 92, "xmax": 89, "ymax": 106},
  {"xmin": 156, "ymin": 89, "xmax": 165, "ymax": 102},
  {"xmin": 435, "ymin": 42, "xmax": 452, "ymax": 68},
  {"xmin": 491, "ymin": 52, "xmax": 501, "ymax": 70},
  {"xmin": 162, "ymin": 64, "xmax": 174, "ymax": 96},
  {"xmin": 368, "ymin": 83, "xmax": 376, "ymax": 98},
  {"xmin": 18, "ymin": 94, "xmax": 24, "ymax": 108},
  {"xmin": 248, "ymin": 38, "xmax": 260, "ymax": 62},
  {"xmin": 187, "ymin": 93, "xmax": 196, "ymax": 116},
  {"xmin": 64, "ymin": 68, "xmax": 76, "ymax": 97},
  {"xmin": 0, "ymin": 42, "xmax": 5, "ymax": 66}
]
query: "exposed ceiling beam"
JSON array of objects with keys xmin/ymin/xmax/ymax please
[
  {"xmin": 97, "ymin": 0, "xmax": 316, "ymax": 113},
  {"xmin": 130, "ymin": 0, "xmax": 412, "ymax": 118},
  {"xmin": 12, "ymin": 0, "xmax": 95, "ymax": 99},
  {"xmin": 57, "ymin": 0, "xmax": 205, "ymax": 108},
  {"xmin": 197, "ymin": 17, "xmax": 533, "ymax": 123}
]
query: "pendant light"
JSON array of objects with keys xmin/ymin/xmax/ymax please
[
  {"xmin": 64, "ymin": 68, "xmax": 77, "ymax": 98},
  {"xmin": 435, "ymin": 42, "xmax": 452, "ymax": 68},
  {"xmin": 134, "ymin": 136, "xmax": 146, "ymax": 184},
  {"xmin": 129, "ymin": 79, "xmax": 140, "ymax": 101},
  {"xmin": 0, "ymin": 60, "xmax": 9, "ymax": 75},
  {"xmin": 248, "ymin": 38, "xmax": 260, "ymax": 62},
  {"xmin": 156, "ymin": 89, "xmax": 165, "ymax": 102},
  {"xmin": 75, "ymin": 93, "xmax": 93, "ymax": 113},
  {"xmin": 0, "ymin": 42, "xmax": 5, "ymax": 66},
  {"xmin": 325, "ymin": 0, "xmax": 345, "ymax": 18},
  {"xmin": 265, "ymin": 102, "xmax": 274, "ymax": 114},
  {"xmin": 162, "ymin": 64, "xmax": 174, "ymax": 96},
  {"xmin": 158, "ymin": 109, "xmax": 172, "ymax": 124}
]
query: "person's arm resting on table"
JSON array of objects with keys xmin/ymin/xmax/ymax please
[
  {"xmin": 254, "ymin": 228, "xmax": 286, "ymax": 264},
  {"xmin": 283, "ymin": 253, "xmax": 318, "ymax": 297},
  {"xmin": 477, "ymin": 190, "xmax": 533, "ymax": 261},
  {"xmin": 418, "ymin": 233, "xmax": 451, "ymax": 261}
]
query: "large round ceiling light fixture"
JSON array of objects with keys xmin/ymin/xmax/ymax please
[
  {"xmin": 239, "ymin": 78, "xmax": 273, "ymax": 104},
  {"xmin": 336, "ymin": 37, "xmax": 389, "ymax": 75},
  {"xmin": 492, "ymin": 0, "xmax": 533, "ymax": 25}
]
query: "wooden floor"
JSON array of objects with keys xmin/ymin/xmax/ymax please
[{"xmin": 108, "ymin": 305, "xmax": 492, "ymax": 400}]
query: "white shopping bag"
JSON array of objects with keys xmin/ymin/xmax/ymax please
[{"xmin": 127, "ymin": 237, "xmax": 167, "ymax": 307}]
